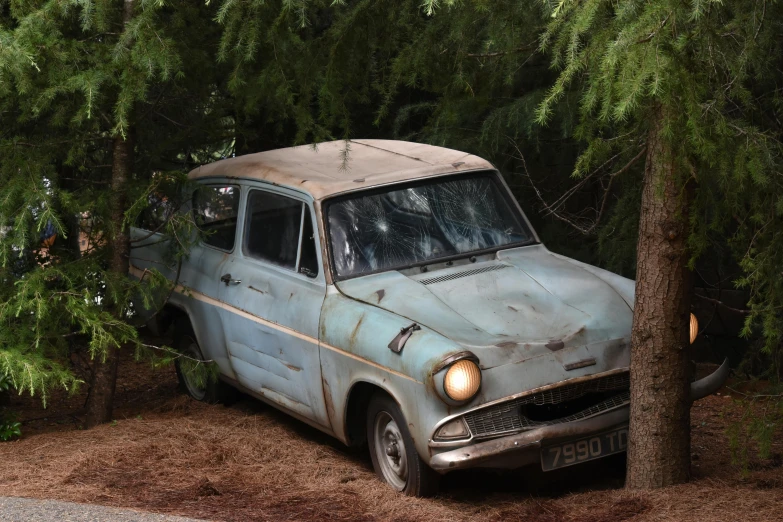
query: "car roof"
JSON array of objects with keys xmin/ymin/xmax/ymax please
[{"xmin": 187, "ymin": 139, "xmax": 494, "ymax": 200}]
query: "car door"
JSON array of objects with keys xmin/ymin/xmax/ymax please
[
  {"xmin": 217, "ymin": 185, "xmax": 329, "ymax": 427},
  {"xmin": 131, "ymin": 183, "xmax": 239, "ymax": 378},
  {"xmin": 180, "ymin": 183, "xmax": 241, "ymax": 377}
]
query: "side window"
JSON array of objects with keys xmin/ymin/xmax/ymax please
[
  {"xmin": 244, "ymin": 190, "xmax": 320, "ymax": 278},
  {"xmin": 193, "ymin": 185, "xmax": 240, "ymax": 251},
  {"xmin": 244, "ymin": 191, "xmax": 302, "ymax": 269}
]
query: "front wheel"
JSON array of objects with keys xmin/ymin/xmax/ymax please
[{"xmin": 366, "ymin": 393, "xmax": 440, "ymax": 496}]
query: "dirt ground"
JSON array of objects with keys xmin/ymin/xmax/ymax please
[{"xmin": 1, "ymin": 350, "xmax": 782, "ymax": 522}]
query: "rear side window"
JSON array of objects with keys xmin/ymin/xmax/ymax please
[
  {"xmin": 244, "ymin": 190, "xmax": 320, "ymax": 278},
  {"xmin": 137, "ymin": 192, "xmax": 173, "ymax": 232},
  {"xmin": 193, "ymin": 185, "xmax": 240, "ymax": 251}
]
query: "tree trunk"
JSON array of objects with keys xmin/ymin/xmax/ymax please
[
  {"xmin": 84, "ymin": 0, "xmax": 137, "ymax": 428},
  {"xmin": 84, "ymin": 133, "xmax": 133, "ymax": 428},
  {"xmin": 626, "ymin": 107, "xmax": 693, "ymax": 488}
]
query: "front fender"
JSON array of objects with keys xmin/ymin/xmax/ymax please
[{"xmin": 319, "ymin": 287, "xmax": 466, "ymax": 456}]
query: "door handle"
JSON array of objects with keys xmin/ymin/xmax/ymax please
[{"xmin": 220, "ymin": 273, "xmax": 242, "ymax": 286}]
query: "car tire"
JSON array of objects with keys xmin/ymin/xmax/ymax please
[
  {"xmin": 173, "ymin": 319, "xmax": 222, "ymax": 404},
  {"xmin": 366, "ymin": 392, "xmax": 441, "ymax": 497}
]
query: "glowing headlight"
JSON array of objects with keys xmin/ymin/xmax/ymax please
[
  {"xmin": 444, "ymin": 359, "xmax": 482, "ymax": 402},
  {"xmin": 690, "ymin": 313, "xmax": 698, "ymax": 344}
]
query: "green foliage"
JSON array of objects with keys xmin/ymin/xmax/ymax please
[
  {"xmin": 727, "ymin": 392, "xmax": 783, "ymax": 475},
  {"xmin": 0, "ymin": 0, "xmax": 232, "ymax": 405},
  {"xmin": 0, "ymin": 375, "xmax": 21, "ymax": 441},
  {"xmin": 0, "ymin": 414, "xmax": 21, "ymax": 441},
  {"xmin": 178, "ymin": 356, "xmax": 220, "ymax": 391}
]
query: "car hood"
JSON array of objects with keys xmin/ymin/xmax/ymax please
[{"xmin": 335, "ymin": 245, "xmax": 633, "ymax": 369}]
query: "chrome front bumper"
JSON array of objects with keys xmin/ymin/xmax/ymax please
[
  {"xmin": 429, "ymin": 406, "xmax": 629, "ymax": 471},
  {"xmin": 428, "ymin": 359, "xmax": 730, "ymax": 472}
]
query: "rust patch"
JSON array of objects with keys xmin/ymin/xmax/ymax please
[
  {"xmin": 374, "ymin": 289, "xmax": 386, "ymax": 303},
  {"xmin": 508, "ymin": 305, "xmax": 518, "ymax": 312},
  {"xmin": 425, "ymin": 369, "xmax": 440, "ymax": 400},
  {"xmin": 495, "ymin": 341, "xmax": 518, "ymax": 349},
  {"xmin": 284, "ymin": 362, "xmax": 302, "ymax": 372},
  {"xmin": 322, "ymin": 377, "xmax": 336, "ymax": 428},
  {"xmin": 248, "ymin": 285, "xmax": 266, "ymax": 294},
  {"xmin": 546, "ymin": 339, "xmax": 565, "ymax": 351},
  {"xmin": 319, "ymin": 319, "xmax": 328, "ymax": 340},
  {"xmin": 562, "ymin": 325, "xmax": 587, "ymax": 342},
  {"xmin": 348, "ymin": 314, "xmax": 365, "ymax": 348}
]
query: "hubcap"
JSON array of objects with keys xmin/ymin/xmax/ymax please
[
  {"xmin": 181, "ymin": 340, "xmax": 207, "ymax": 401},
  {"xmin": 374, "ymin": 411, "xmax": 408, "ymax": 491}
]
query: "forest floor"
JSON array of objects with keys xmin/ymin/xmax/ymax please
[{"xmin": 0, "ymin": 348, "xmax": 782, "ymax": 522}]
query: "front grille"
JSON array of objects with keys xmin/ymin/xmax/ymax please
[
  {"xmin": 418, "ymin": 264, "xmax": 507, "ymax": 285},
  {"xmin": 463, "ymin": 372, "xmax": 630, "ymax": 439}
]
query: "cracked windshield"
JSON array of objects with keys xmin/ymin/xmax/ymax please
[{"xmin": 328, "ymin": 173, "xmax": 531, "ymax": 279}]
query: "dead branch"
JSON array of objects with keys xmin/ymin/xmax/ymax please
[
  {"xmin": 589, "ymin": 146, "xmax": 648, "ymax": 233},
  {"xmin": 637, "ymin": 13, "xmax": 671, "ymax": 44},
  {"xmin": 138, "ymin": 342, "xmax": 212, "ymax": 364},
  {"xmin": 466, "ymin": 42, "xmax": 537, "ymax": 58},
  {"xmin": 510, "ymin": 139, "xmax": 646, "ymax": 235},
  {"xmin": 694, "ymin": 293, "xmax": 751, "ymax": 315},
  {"xmin": 754, "ymin": 0, "xmax": 767, "ymax": 41},
  {"xmin": 725, "ymin": 385, "xmax": 782, "ymax": 399}
]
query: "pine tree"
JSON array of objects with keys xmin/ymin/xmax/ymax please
[
  {"xmin": 526, "ymin": 0, "xmax": 783, "ymax": 487},
  {"xmin": 0, "ymin": 0, "xmax": 231, "ymax": 422}
]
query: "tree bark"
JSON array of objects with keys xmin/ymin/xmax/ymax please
[
  {"xmin": 84, "ymin": 0, "xmax": 136, "ymax": 428},
  {"xmin": 626, "ymin": 107, "xmax": 693, "ymax": 488},
  {"xmin": 84, "ymin": 134, "xmax": 133, "ymax": 428}
]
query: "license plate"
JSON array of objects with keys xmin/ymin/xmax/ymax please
[{"xmin": 541, "ymin": 427, "xmax": 628, "ymax": 471}]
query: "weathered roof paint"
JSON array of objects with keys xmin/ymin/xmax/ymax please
[{"xmin": 187, "ymin": 140, "xmax": 494, "ymax": 200}]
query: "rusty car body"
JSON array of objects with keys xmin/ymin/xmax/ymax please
[{"xmin": 130, "ymin": 140, "xmax": 729, "ymax": 495}]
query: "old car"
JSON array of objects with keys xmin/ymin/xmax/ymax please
[{"xmin": 130, "ymin": 140, "xmax": 729, "ymax": 496}]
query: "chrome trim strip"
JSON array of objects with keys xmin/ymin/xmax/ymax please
[
  {"xmin": 130, "ymin": 264, "xmax": 422, "ymax": 385},
  {"xmin": 432, "ymin": 351, "xmax": 479, "ymax": 375}
]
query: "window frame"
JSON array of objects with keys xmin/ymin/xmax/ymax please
[
  {"xmin": 192, "ymin": 183, "xmax": 242, "ymax": 253},
  {"xmin": 241, "ymin": 187, "xmax": 322, "ymax": 280}
]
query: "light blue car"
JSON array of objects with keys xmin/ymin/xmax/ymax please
[{"xmin": 130, "ymin": 140, "xmax": 728, "ymax": 496}]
